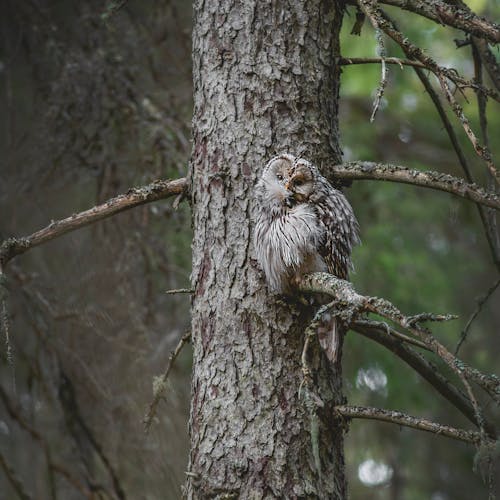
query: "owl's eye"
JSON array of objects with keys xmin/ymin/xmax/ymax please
[
  {"xmin": 276, "ymin": 174, "xmax": 283, "ymax": 181},
  {"xmin": 294, "ymin": 179, "xmax": 304, "ymax": 187}
]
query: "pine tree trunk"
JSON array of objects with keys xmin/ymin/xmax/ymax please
[{"xmin": 188, "ymin": 1, "xmax": 346, "ymax": 497}]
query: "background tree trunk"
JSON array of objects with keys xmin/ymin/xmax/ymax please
[{"xmin": 188, "ymin": 1, "xmax": 346, "ymax": 497}]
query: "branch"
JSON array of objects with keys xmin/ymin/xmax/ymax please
[
  {"xmin": 298, "ymin": 273, "xmax": 500, "ymax": 405},
  {"xmin": 0, "ymin": 177, "xmax": 187, "ymax": 270},
  {"xmin": 335, "ymin": 405, "xmax": 485, "ymax": 445},
  {"xmin": 332, "ymin": 162, "xmax": 500, "ymax": 210},
  {"xmin": 379, "ymin": 0, "xmax": 500, "ymax": 44},
  {"xmin": 339, "ymin": 56, "xmax": 426, "ymax": 69},
  {"xmin": 144, "ymin": 330, "xmax": 191, "ymax": 431},
  {"xmin": 473, "ymin": 37, "xmax": 500, "ymax": 93},
  {"xmin": 351, "ymin": 320, "xmax": 497, "ymax": 437},
  {"xmin": 0, "ymin": 451, "xmax": 33, "ymax": 500},
  {"xmin": 456, "ymin": 277, "xmax": 500, "ymax": 355},
  {"xmin": 410, "ymin": 64, "xmax": 500, "ymax": 271}
]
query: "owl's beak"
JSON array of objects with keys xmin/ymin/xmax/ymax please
[{"xmin": 284, "ymin": 192, "xmax": 295, "ymax": 208}]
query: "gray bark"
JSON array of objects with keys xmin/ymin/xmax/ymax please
[{"xmin": 188, "ymin": 1, "xmax": 346, "ymax": 498}]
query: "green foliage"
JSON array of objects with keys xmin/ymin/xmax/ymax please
[{"xmin": 340, "ymin": 4, "xmax": 499, "ymax": 498}]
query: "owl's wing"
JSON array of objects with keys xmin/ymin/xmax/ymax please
[{"xmin": 315, "ymin": 181, "xmax": 359, "ymax": 280}]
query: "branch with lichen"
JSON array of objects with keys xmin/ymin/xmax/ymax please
[
  {"xmin": 332, "ymin": 162, "xmax": 500, "ymax": 210},
  {"xmin": 335, "ymin": 405, "xmax": 488, "ymax": 445},
  {"xmin": 0, "ymin": 177, "xmax": 188, "ymax": 271},
  {"xmin": 144, "ymin": 331, "xmax": 191, "ymax": 431},
  {"xmin": 298, "ymin": 273, "xmax": 500, "ymax": 408}
]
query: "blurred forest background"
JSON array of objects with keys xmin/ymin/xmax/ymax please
[{"xmin": 0, "ymin": 1, "xmax": 498, "ymax": 499}]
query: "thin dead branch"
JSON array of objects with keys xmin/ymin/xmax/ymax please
[
  {"xmin": 358, "ymin": 0, "xmax": 388, "ymax": 122},
  {"xmin": 351, "ymin": 320, "xmax": 497, "ymax": 437},
  {"xmin": 339, "ymin": 56, "xmax": 426, "ymax": 69},
  {"xmin": 0, "ymin": 177, "xmax": 188, "ymax": 270},
  {"xmin": 455, "ymin": 277, "xmax": 500, "ymax": 355},
  {"xmin": 144, "ymin": 331, "xmax": 191, "ymax": 431},
  {"xmin": 335, "ymin": 405, "xmax": 485, "ymax": 445}
]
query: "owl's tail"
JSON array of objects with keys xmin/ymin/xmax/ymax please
[{"xmin": 317, "ymin": 313, "xmax": 342, "ymax": 363}]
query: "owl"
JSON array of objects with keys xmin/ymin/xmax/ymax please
[{"xmin": 254, "ymin": 153, "xmax": 360, "ymax": 361}]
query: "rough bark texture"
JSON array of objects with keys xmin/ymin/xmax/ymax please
[{"xmin": 187, "ymin": 1, "xmax": 346, "ymax": 498}]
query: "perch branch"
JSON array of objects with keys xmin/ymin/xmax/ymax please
[
  {"xmin": 332, "ymin": 162, "xmax": 500, "ymax": 210},
  {"xmin": 0, "ymin": 177, "xmax": 187, "ymax": 270},
  {"xmin": 4, "ymin": 164, "xmax": 498, "ymax": 274},
  {"xmin": 144, "ymin": 331, "xmax": 191, "ymax": 431},
  {"xmin": 335, "ymin": 405, "xmax": 485, "ymax": 445},
  {"xmin": 298, "ymin": 273, "xmax": 500, "ymax": 405}
]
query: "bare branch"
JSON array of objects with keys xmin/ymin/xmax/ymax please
[
  {"xmin": 351, "ymin": 320, "xmax": 497, "ymax": 437},
  {"xmin": 456, "ymin": 277, "xmax": 500, "ymax": 355},
  {"xmin": 144, "ymin": 331, "xmax": 191, "ymax": 431},
  {"xmin": 339, "ymin": 56, "xmax": 426, "ymax": 69},
  {"xmin": 379, "ymin": 0, "xmax": 500, "ymax": 44},
  {"xmin": 333, "ymin": 162, "xmax": 500, "ymax": 210},
  {"xmin": 353, "ymin": 318, "xmax": 430, "ymax": 351},
  {"xmin": 335, "ymin": 405, "xmax": 485, "ymax": 445},
  {"xmin": 0, "ymin": 177, "xmax": 188, "ymax": 270},
  {"xmin": 165, "ymin": 288, "xmax": 194, "ymax": 295}
]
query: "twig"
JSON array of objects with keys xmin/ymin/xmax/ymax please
[
  {"xmin": 472, "ymin": 39, "xmax": 500, "ymax": 263},
  {"xmin": 375, "ymin": 10, "xmax": 500, "ymax": 103},
  {"xmin": 456, "ymin": 277, "xmax": 500, "ymax": 355},
  {"xmin": 353, "ymin": 319, "xmax": 430, "ymax": 351},
  {"xmin": 358, "ymin": 0, "xmax": 388, "ymax": 122},
  {"xmin": 332, "ymin": 162, "xmax": 500, "ymax": 210},
  {"xmin": 351, "ymin": 320, "xmax": 497, "ymax": 437},
  {"xmin": 165, "ymin": 288, "xmax": 194, "ymax": 295},
  {"xmin": 0, "ymin": 177, "xmax": 188, "ymax": 270},
  {"xmin": 335, "ymin": 405, "xmax": 485, "ymax": 445},
  {"xmin": 144, "ymin": 331, "xmax": 191, "ymax": 431},
  {"xmin": 339, "ymin": 56, "xmax": 426, "ymax": 69}
]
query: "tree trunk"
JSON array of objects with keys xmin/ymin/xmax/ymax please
[{"xmin": 188, "ymin": 1, "xmax": 346, "ymax": 497}]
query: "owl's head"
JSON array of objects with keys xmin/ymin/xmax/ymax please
[{"xmin": 258, "ymin": 153, "xmax": 317, "ymax": 210}]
